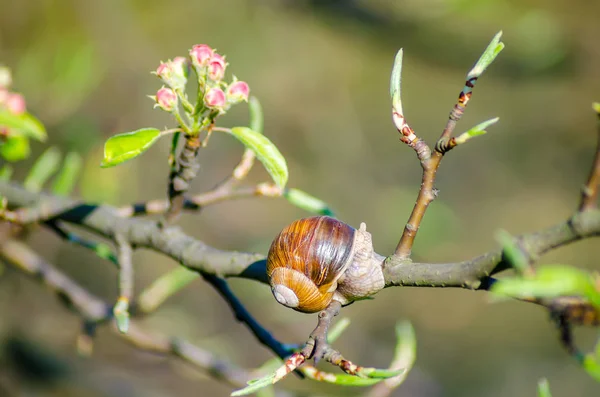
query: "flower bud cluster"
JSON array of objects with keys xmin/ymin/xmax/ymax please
[
  {"xmin": 0, "ymin": 66, "xmax": 28, "ymax": 139},
  {"xmin": 151, "ymin": 44, "xmax": 250, "ymax": 127}
]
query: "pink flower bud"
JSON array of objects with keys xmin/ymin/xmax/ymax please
[
  {"xmin": 155, "ymin": 59, "xmax": 187, "ymax": 91},
  {"xmin": 204, "ymin": 87, "xmax": 226, "ymax": 109},
  {"xmin": 208, "ymin": 61, "xmax": 225, "ymax": 81},
  {"xmin": 6, "ymin": 93, "xmax": 26, "ymax": 115},
  {"xmin": 210, "ymin": 53, "xmax": 226, "ymax": 68},
  {"xmin": 226, "ymin": 81, "xmax": 250, "ymax": 103},
  {"xmin": 190, "ymin": 44, "xmax": 214, "ymax": 68},
  {"xmin": 155, "ymin": 87, "xmax": 177, "ymax": 112},
  {"xmin": 155, "ymin": 62, "xmax": 172, "ymax": 79}
]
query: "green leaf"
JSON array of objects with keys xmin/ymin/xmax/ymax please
[
  {"xmin": 0, "ymin": 135, "xmax": 30, "ymax": 161},
  {"xmin": 24, "ymin": 147, "xmax": 62, "ymax": 192},
  {"xmin": 309, "ymin": 372, "xmax": 386, "ymax": 386},
  {"xmin": 283, "ymin": 188, "xmax": 335, "ymax": 216},
  {"xmin": 52, "ymin": 152, "xmax": 83, "ymax": 196},
  {"xmin": 0, "ymin": 110, "xmax": 47, "ymax": 141},
  {"xmin": 361, "ymin": 368, "xmax": 405, "ymax": 379},
  {"xmin": 390, "ymin": 49, "xmax": 404, "ymax": 114},
  {"xmin": 455, "ymin": 117, "xmax": 499, "ymax": 145},
  {"xmin": 537, "ymin": 378, "xmax": 552, "ymax": 397},
  {"xmin": 582, "ymin": 354, "xmax": 600, "ymax": 382},
  {"xmin": 468, "ymin": 31, "xmax": 505, "ymax": 79},
  {"xmin": 228, "ymin": 127, "xmax": 288, "ymax": 188},
  {"xmin": 0, "ymin": 165, "xmax": 13, "ymax": 181},
  {"xmin": 248, "ymin": 96, "xmax": 264, "ymax": 134},
  {"xmin": 593, "ymin": 102, "xmax": 600, "ymax": 114},
  {"xmin": 380, "ymin": 320, "xmax": 417, "ymax": 390},
  {"xmin": 231, "ymin": 374, "xmax": 275, "ymax": 396},
  {"xmin": 101, "ymin": 128, "xmax": 162, "ymax": 168},
  {"xmin": 495, "ymin": 229, "xmax": 528, "ymax": 274},
  {"xmin": 492, "ymin": 265, "xmax": 598, "ymax": 304}
]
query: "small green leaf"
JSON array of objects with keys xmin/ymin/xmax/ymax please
[
  {"xmin": 468, "ymin": 31, "xmax": 505, "ymax": 79},
  {"xmin": 24, "ymin": 147, "xmax": 62, "ymax": 192},
  {"xmin": 228, "ymin": 127, "xmax": 288, "ymax": 188},
  {"xmin": 231, "ymin": 374, "xmax": 275, "ymax": 396},
  {"xmin": 455, "ymin": 117, "xmax": 499, "ymax": 145},
  {"xmin": 492, "ymin": 265, "xmax": 597, "ymax": 304},
  {"xmin": 495, "ymin": 229, "xmax": 528, "ymax": 274},
  {"xmin": 0, "ymin": 135, "xmax": 30, "ymax": 161},
  {"xmin": 101, "ymin": 128, "xmax": 162, "ymax": 168},
  {"xmin": 248, "ymin": 96, "xmax": 264, "ymax": 134},
  {"xmin": 380, "ymin": 320, "xmax": 417, "ymax": 389},
  {"xmin": 593, "ymin": 102, "xmax": 600, "ymax": 114},
  {"xmin": 537, "ymin": 378, "xmax": 552, "ymax": 397},
  {"xmin": 283, "ymin": 188, "xmax": 335, "ymax": 216},
  {"xmin": 313, "ymin": 372, "xmax": 383, "ymax": 386},
  {"xmin": 361, "ymin": 368, "xmax": 405, "ymax": 379},
  {"xmin": 52, "ymin": 152, "xmax": 83, "ymax": 196},
  {"xmin": 0, "ymin": 165, "xmax": 13, "ymax": 181},
  {"xmin": 0, "ymin": 110, "xmax": 47, "ymax": 141},
  {"xmin": 582, "ymin": 354, "xmax": 600, "ymax": 382},
  {"xmin": 390, "ymin": 49, "xmax": 404, "ymax": 114}
]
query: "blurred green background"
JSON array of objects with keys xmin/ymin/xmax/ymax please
[{"xmin": 1, "ymin": 0, "xmax": 600, "ymax": 396}]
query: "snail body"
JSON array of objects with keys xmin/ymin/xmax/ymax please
[{"xmin": 266, "ymin": 216, "xmax": 385, "ymax": 313}]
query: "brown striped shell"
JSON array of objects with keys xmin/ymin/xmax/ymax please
[{"xmin": 266, "ymin": 216, "xmax": 356, "ymax": 313}]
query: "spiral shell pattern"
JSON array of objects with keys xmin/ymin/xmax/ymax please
[{"xmin": 266, "ymin": 216, "xmax": 355, "ymax": 313}]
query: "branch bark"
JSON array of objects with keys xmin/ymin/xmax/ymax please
[{"xmin": 2, "ymin": 181, "xmax": 599, "ymax": 292}]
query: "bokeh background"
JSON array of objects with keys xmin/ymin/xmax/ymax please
[{"xmin": 1, "ymin": 0, "xmax": 600, "ymax": 396}]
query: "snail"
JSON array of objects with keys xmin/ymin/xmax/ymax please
[{"xmin": 266, "ymin": 216, "xmax": 385, "ymax": 313}]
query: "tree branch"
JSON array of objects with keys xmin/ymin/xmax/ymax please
[
  {"xmin": 1, "ymin": 181, "xmax": 599, "ymax": 292},
  {"xmin": 384, "ymin": 210, "xmax": 600, "ymax": 289},
  {"xmin": 0, "ymin": 238, "xmax": 255, "ymax": 388}
]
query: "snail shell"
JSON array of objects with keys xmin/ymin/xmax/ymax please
[{"xmin": 266, "ymin": 216, "xmax": 385, "ymax": 313}]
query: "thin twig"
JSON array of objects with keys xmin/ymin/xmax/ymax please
[
  {"xmin": 114, "ymin": 233, "xmax": 133, "ymax": 332},
  {"xmin": 0, "ymin": 239, "xmax": 255, "ymax": 388},
  {"xmin": 117, "ymin": 183, "xmax": 281, "ymax": 217},
  {"xmin": 579, "ymin": 106, "xmax": 600, "ymax": 212},
  {"xmin": 201, "ymin": 273, "xmax": 293, "ymax": 361},
  {"xmin": 393, "ymin": 39, "xmax": 498, "ymax": 258},
  {"xmin": 45, "ymin": 220, "xmax": 119, "ymax": 265},
  {"xmin": 0, "ymin": 239, "xmax": 110, "ymax": 322}
]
